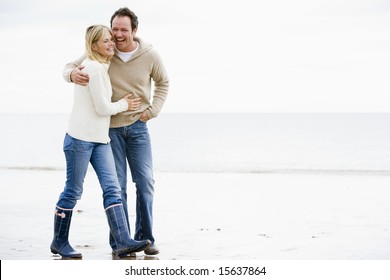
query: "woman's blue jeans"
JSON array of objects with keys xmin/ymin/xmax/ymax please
[
  {"xmin": 109, "ymin": 120, "xmax": 155, "ymax": 244},
  {"xmin": 56, "ymin": 134, "xmax": 122, "ymax": 210}
]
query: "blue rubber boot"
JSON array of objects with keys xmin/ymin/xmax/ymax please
[
  {"xmin": 106, "ymin": 204, "xmax": 151, "ymax": 257},
  {"xmin": 109, "ymin": 212, "xmax": 136, "ymax": 257},
  {"xmin": 50, "ymin": 206, "xmax": 82, "ymax": 259}
]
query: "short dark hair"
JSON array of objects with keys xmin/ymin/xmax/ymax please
[{"xmin": 110, "ymin": 7, "xmax": 138, "ymax": 31}]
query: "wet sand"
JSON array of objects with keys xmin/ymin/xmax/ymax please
[{"xmin": 1, "ymin": 169, "xmax": 390, "ymax": 260}]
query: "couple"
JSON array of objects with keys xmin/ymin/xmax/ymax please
[{"xmin": 50, "ymin": 8, "xmax": 169, "ymax": 259}]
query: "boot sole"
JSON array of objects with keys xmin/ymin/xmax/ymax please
[
  {"xmin": 144, "ymin": 248, "xmax": 160, "ymax": 255},
  {"xmin": 51, "ymin": 248, "xmax": 82, "ymax": 259},
  {"xmin": 116, "ymin": 242, "xmax": 151, "ymax": 257}
]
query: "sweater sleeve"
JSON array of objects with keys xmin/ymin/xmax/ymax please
[
  {"xmin": 63, "ymin": 54, "xmax": 87, "ymax": 83},
  {"xmin": 87, "ymin": 63, "xmax": 129, "ymax": 116},
  {"xmin": 145, "ymin": 51, "xmax": 169, "ymax": 119}
]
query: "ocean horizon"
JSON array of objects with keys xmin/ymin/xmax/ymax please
[{"xmin": 1, "ymin": 112, "xmax": 390, "ymax": 175}]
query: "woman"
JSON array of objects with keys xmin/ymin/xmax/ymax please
[{"xmin": 50, "ymin": 25, "xmax": 150, "ymax": 259}]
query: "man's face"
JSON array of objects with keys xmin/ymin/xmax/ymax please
[{"xmin": 111, "ymin": 16, "xmax": 137, "ymax": 52}]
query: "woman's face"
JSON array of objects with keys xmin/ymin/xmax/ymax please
[{"xmin": 93, "ymin": 30, "xmax": 115, "ymax": 60}]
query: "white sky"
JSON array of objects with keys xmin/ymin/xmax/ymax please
[{"xmin": 1, "ymin": 0, "xmax": 390, "ymax": 114}]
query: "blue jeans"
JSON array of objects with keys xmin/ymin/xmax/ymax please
[
  {"xmin": 56, "ymin": 134, "xmax": 122, "ymax": 210},
  {"xmin": 109, "ymin": 120, "xmax": 155, "ymax": 244}
]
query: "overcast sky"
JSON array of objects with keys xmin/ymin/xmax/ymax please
[{"xmin": 1, "ymin": 0, "xmax": 390, "ymax": 114}]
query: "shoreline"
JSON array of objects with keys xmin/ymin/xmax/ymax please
[{"xmin": 1, "ymin": 169, "xmax": 390, "ymax": 260}]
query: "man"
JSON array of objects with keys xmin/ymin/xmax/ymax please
[{"xmin": 63, "ymin": 7, "xmax": 169, "ymax": 256}]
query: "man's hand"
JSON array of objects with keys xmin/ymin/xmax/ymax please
[
  {"xmin": 139, "ymin": 111, "xmax": 149, "ymax": 122},
  {"xmin": 70, "ymin": 65, "xmax": 89, "ymax": 86}
]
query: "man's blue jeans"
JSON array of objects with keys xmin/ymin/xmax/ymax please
[
  {"xmin": 56, "ymin": 134, "xmax": 122, "ymax": 210},
  {"xmin": 109, "ymin": 120, "xmax": 155, "ymax": 244}
]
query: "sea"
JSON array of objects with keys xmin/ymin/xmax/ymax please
[{"xmin": 1, "ymin": 113, "xmax": 390, "ymax": 175}]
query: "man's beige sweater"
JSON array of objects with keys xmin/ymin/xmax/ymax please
[{"xmin": 64, "ymin": 37, "xmax": 169, "ymax": 128}]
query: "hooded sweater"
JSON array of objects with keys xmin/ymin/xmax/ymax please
[{"xmin": 63, "ymin": 37, "xmax": 169, "ymax": 128}]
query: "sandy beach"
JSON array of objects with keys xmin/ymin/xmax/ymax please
[{"xmin": 1, "ymin": 168, "xmax": 390, "ymax": 260}]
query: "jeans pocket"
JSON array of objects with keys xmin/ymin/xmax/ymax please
[
  {"xmin": 64, "ymin": 134, "xmax": 94, "ymax": 152},
  {"xmin": 133, "ymin": 120, "xmax": 149, "ymax": 137},
  {"xmin": 63, "ymin": 134, "xmax": 73, "ymax": 151}
]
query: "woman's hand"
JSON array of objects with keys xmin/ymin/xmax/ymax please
[{"xmin": 123, "ymin": 94, "xmax": 141, "ymax": 111}]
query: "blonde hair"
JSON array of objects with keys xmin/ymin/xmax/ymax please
[{"xmin": 85, "ymin": 25, "xmax": 113, "ymax": 63}]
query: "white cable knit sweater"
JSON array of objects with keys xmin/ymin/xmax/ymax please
[
  {"xmin": 63, "ymin": 37, "xmax": 169, "ymax": 128},
  {"xmin": 67, "ymin": 58, "xmax": 128, "ymax": 144}
]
